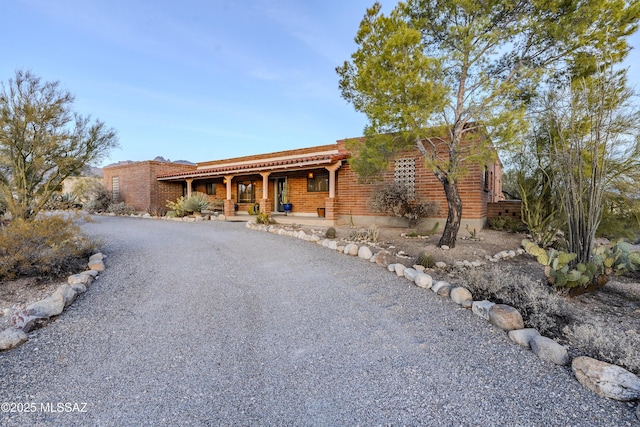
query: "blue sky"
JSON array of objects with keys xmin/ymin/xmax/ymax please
[{"xmin": 2, "ymin": 0, "xmax": 639, "ymax": 167}]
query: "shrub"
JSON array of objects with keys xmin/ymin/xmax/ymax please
[
  {"xmin": 370, "ymin": 182, "xmax": 438, "ymax": 227},
  {"xmin": 106, "ymin": 202, "xmax": 136, "ymax": 215},
  {"xmin": 166, "ymin": 196, "xmax": 187, "ymax": 218},
  {"xmin": 184, "ymin": 192, "xmax": 212, "ymax": 213},
  {"xmin": 83, "ymin": 185, "xmax": 114, "ymax": 213},
  {"xmin": 348, "ymin": 225, "xmax": 379, "ymax": 243},
  {"xmin": 44, "ymin": 193, "xmax": 82, "ymax": 211},
  {"xmin": 256, "ymin": 212, "xmax": 275, "ymax": 225},
  {"xmin": 0, "ymin": 216, "xmax": 98, "ymax": 280},
  {"xmin": 458, "ymin": 265, "xmax": 568, "ymax": 337},
  {"xmin": 325, "ymin": 227, "xmax": 337, "ymax": 239}
]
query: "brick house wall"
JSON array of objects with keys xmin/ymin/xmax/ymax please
[
  {"xmin": 103, "ymin": 161, "xmax": 196, "ymax": 212},
  {"xmin": 333, "ymin": 139, "xmax": 503, "ymax": 229}
]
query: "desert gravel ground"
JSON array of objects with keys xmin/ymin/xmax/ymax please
[{"xmin": 0, "ymin": 216, "xmax": 637, "ymax": 426}]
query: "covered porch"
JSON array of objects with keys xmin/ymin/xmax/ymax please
[{"xmin": 157, "ymin": 145, "xmax": 348, "ymax": 225}]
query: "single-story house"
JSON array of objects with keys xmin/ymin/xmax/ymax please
[{"xmin": 102, "ymin": 137, "xmax": 504, "ymax": 229}]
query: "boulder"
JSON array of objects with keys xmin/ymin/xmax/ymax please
[
  {"xmin": 572, "ymin": 356, "xmax": 640, "ymax": 401},
  {"xmin": 435, "ymin": 261, "xmax": 447, "ymax": 269},
  {"xmin": 11, "ymin": 310, "xmax": 40, "ymax": 332},
  {"xmin": 375, "ymin": 251, "xmax": 395, "ymax": 267},
  {"xmin": 414, "ymin": 273, "xmax": 433, "ymax": 289},
  {"xmin": 450, "ymin": 287, "xmax": 473, "ymax": 305},
  {"xmin": 387, "ymin": 263, "xmax": 397, "ymax": 272},
  {"xmin": 403, "ymin": 268, "xmax": 418, "ymax": 281},
  {"xmin": 394, "ymin": 264, "xmax": 406, "ymax": 277},
  {"xmin": 89, "ymin": 253, "xmax": 104, "ymax": 262},
  {"xmin": 472, "ymin": 300, "xmax": 495, "ymax": 320},
  {"xmin": 54, "ymin": 284, "xmax": 77, "ymax": 308},
  {"xmin": 488, "ymin": 304, "xmax": 524, "ymax": 331},
  {"xmin": 508, "ymin": 328, "xmax": 540, "ymax": 349},
  {"xmin": 358, "ymin": 246, "xmax": 373, "ymax": 260},
  {"xmin": 328, "ymin": 241, "xmax": 338, "ymax": 250},
  {"xmin": 413, "ymin": 265, "xmax": 426, "ymax": 272},
  {"xmin": 68, "ymin": 272, "xmax": 93, "ymax": 286},
  {"xmin": 0, "ymin": 328, "xmax": 28, "ymax": 351},
  {"xmin": 431, "ymin": 280, "xmax": 450, "ymax": 294},
  {"xmin": 436, "ymin": 284, "xmax": 451, "ymax": 297},
  {"xmin": 88, "ymin": 259, "xmax": 105, "ymax": 272},
  {"xmin": 344, "ymin": 243, "xmax": 359, "ymax": 256},
  {"xmin": 26, "ymin": 293, "xmax": 65, "ymax": 318},
  {"xmin": 461, "ymin": 300, "xmax": 473, "ymax": 309},
  {"xmin": 70, "ymin": 283, "xmax": 87, "ymax": 294},
  {"xmin": 530, "ymin": 336, "xmax": 569, "ymax": 366}
]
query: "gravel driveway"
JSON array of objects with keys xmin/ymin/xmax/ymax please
[{"xmin": 0, "ymin": 216, "xmax": 637, "ymax": 426}]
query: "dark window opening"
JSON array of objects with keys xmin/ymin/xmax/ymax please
[
  {"xmin": 307, "ymin": 174, "xmax": 329, "ymax": 192},
  {"xmin": 238, "ymin": 181, "xmax": 256, "ymax": 203}
]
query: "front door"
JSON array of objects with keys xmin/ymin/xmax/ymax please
[{"xmin": 275, "ymin": 178, "xmax": 286, "ymax": 212}]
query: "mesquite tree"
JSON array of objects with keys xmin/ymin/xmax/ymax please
[{"xmin": 337, "ymin": 0, "xmax": 640, "ymax": 248}]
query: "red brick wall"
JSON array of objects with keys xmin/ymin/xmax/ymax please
[
  {"xmin": 487, "ymin": 200, "xmax": 522, "ymax": 220},
  {"xmin": 334, "ymin": 147, "xmax": 497, "ymax": 221},
  {"xmin": 103, "ymin": 162, "xmax": 196, "ymax": 212}
]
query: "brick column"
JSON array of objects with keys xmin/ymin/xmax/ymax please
[
  {"xmin": 259, "ymin": 199, "xmax": 271, "ymax": 214},
  {"xmin": 324, "ymin": 197, "xmax": 336, "ymax": 220},
  {"xmin": 224, "ymin": 199, "xmax": 235, "ymax": 217}
]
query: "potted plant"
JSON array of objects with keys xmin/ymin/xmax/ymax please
[{"xmin": 281, "ymin": 185, "xmax": 292, "ymax": 215}]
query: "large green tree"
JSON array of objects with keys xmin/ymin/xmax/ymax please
[
  {"xmin": 337, "ymin": 0, "xmax": 639, "ymax": 248},
  {"xmin": 0, "ymin": 70, "xmax": 118, "ymax": 219}
]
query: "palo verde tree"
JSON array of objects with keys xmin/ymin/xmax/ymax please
[
  {"xmin": 337, "ymin": 0, "xmax": 640, "ymax": 248},
  {"xmin": 0, "ymin": 70, "xmax": 118, "ymax": 219}
]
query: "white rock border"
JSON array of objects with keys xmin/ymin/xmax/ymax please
[
  {"xmin": 0, "ymin": 253, "xmax": 106, "ymax": 352},
  {"xmin": 246, "ymin": 220, "xmax": 640, "ymax": 420}
]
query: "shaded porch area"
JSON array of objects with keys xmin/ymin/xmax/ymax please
[{"xmin": 157, "ymin": 145, "xmax": 349, "ymax": 225}]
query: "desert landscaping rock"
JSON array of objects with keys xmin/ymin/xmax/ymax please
[
  {"xmin": 402, "ymin": 268, "xmax": 418, "ymax": 281},
  {"xmin": 394, "ymin": 263, "xmax": 406, "ymax": 277},
  {"xmin": 508, "ymin": 328, "xmax": 541, "ymax": 349},
  {"xmin": 70, "ymin": 282, "xmax": 87, "ymax": 294},
  {"xmin": 0, "ymin": 328, "xmax": 28, "ymax": 350},
  {"xmin": 472, "ymin": 300, "xmax": 495, "ymax": 321},
  {"xmin": 435, "ymin": 261, "xmax": 447, "ymax": 269},
  {"xmin": 89, "ymin": 252, "xmax": 104, "ymax": 262},
  {"xmin": 414, "ymin": 273, "xmax": 433, "ymax": 289},
  {"xmin": 488, "ymin": 304, "xmax": 524, "ymax": 331},
  {"xmin": 25, "ymin": 293, "xmax": 65, "ymax": 318},
  {"xmin": 358, "ymin": 246, "xmax": 373, "ymax": 260},
  {"xmin": 375, "ymin": 250, "xmax": 394, "ymax": 267},
  {"xmin": 88, "ymin": 259, "xmax": 105, "ymax": 272},
  {"xmin": 68, "ymin": 272, "xmax": 93, "ymax": 286},
  {"xmin": 450, "ymin": 287, "xmax": 473, "ymax": 305},
  {"xmin": 436, "ymin": 284, "xmax": 451, "ymax": 297},
  {"xmin": 344, "ymin": 243, "xmax": 359, "ymax": 256},
  {"xmin": 572, "ymin": 356, "xmax": 640, "ymax": 401},
  {"xmin": 387, "ymin": 263, "xmax": 397, "ymax": 272},
  {"xmin": 431, "ymin": 280, "xmax": 449, "ymax": 294},
  {"xmin": 54, "ymin": 284, "xmax": 78, "ymax": 308},
  {"xmin": 529, "ymin": 335, "xmax": 569, "ymax": 366}
]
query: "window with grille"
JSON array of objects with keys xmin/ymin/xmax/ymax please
[
  {"xmin": 394, "ymin": 158, "xmax": 415, "ymax": 193},
  {"xmin": 206, "ymin": 182, "xmax": 216, "ymax": 195},
  {"xmin": 112, "ymin": 176, "xmax": 120, "ymax": 201}
]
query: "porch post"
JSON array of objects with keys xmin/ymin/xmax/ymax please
[
  {"xmin": 185, "ymin": 178, "xmax": 194, "ymax": 198},
  {"xmin": 324, "ymin": 161, "xmax": 342, "ymax": 221},
  {"xmin": 325, "ymin": 161, "xmax": 342, "ymax": 199},
  {"xmin": 224, "ymin": 175, "xmax": 235, "ymax": 217},
  {"xmin": 259, "ymin": 172, "xmax": 271, "ymax": 214}
]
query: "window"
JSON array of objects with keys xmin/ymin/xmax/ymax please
[
  {"xmin": 307, "ymin": 174, "xmax": 329, "ymax": 192},
  {"xmin": 206, "ymin": 182, "xmax": 216, "ymax": 196},
  {"xmin": 394, "ymin": 158, "xmax": 415, "ymax": 194},
  {"xmin": 111, "ymin": 176, "xmax": 120, "ymax": 201},
  {"xmin": 237, "ymin": 181, "xmax": 256, "ymax": 203},
  {"xmin": 483, "ymin": 166, "xmax": 491, "ymax": 191}
]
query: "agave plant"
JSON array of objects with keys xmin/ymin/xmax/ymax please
[{"xmin": 184, "ymin": 192, "xmax": 213, "ymax": 213}]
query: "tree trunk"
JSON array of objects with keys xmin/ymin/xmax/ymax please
[{"xmin": 438, "ymin": 179, "xmax": 462, "ymax": 248}]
